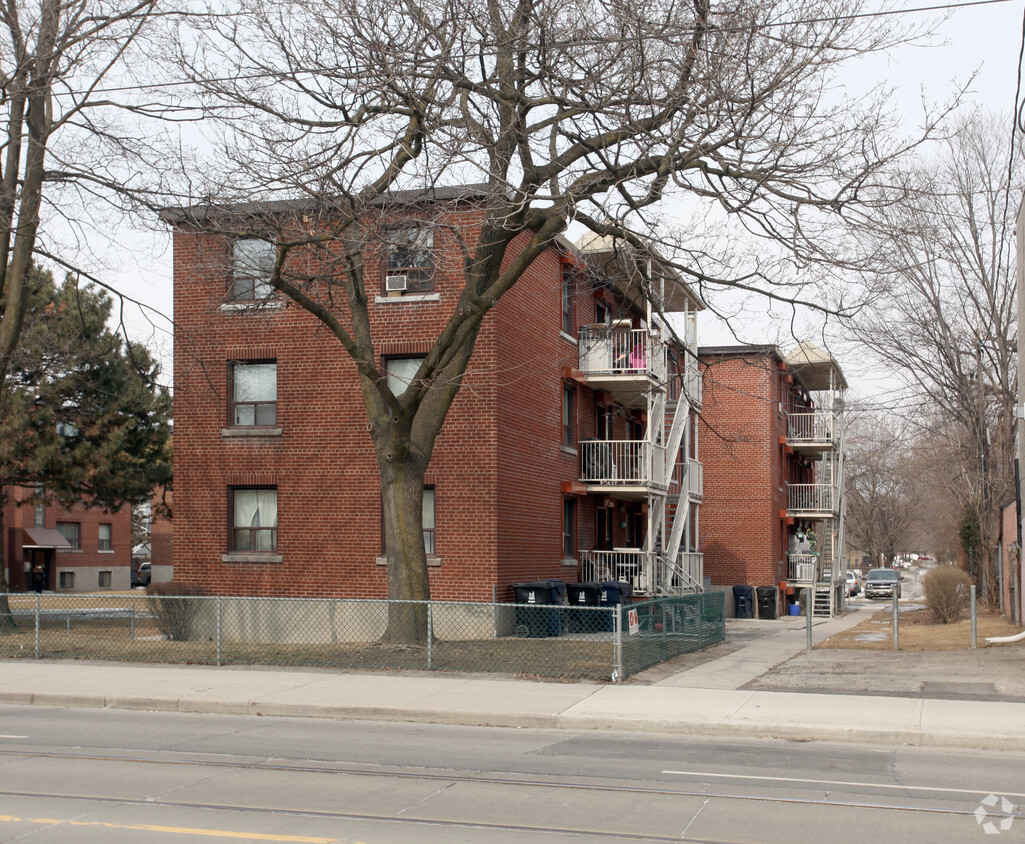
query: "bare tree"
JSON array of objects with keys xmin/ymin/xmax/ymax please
[
  {"xmin": 845, "ymin": 413, "xmax": 915, "ymax": 566},
  {"xmin": 167, "ymin": 0, "xmax": 950, "ymax": 642},
  {"xmin": 843, "ymin": 113, "xmax": 1019, "ymax": 602},
  {"xmin": 0, "ymin": 0, "xmax": 163, "ymax": 595}
]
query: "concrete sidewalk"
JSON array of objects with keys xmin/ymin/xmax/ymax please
[{"xmin": 2, "ymin": 603, "xmax": 1024, "ymax": 751}]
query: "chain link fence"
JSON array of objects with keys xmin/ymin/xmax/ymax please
[{"xmin": 0, "ymin": 591, "xmax": 724, "ymax": 682}]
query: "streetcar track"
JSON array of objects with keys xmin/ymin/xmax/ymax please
[
  {"xmin": 0, "ymin": 792, "xmax": 711, "ymax": 843},
  {"xmin": 0, "ymin": 746, "xmax": 1020, "ymax": 826}
]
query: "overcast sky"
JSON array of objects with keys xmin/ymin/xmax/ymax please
[{"xmin": 108, "ymin": 0, "xmax": 1025, "ymax": 389}]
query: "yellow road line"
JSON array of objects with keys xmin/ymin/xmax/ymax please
[{"xmin": 0, "ymin": 815, "xmax": 357, "ymax": 842}]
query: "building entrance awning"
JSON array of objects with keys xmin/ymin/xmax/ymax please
[{"xmin": 22, "ymin": 528, "xmax": 72, "ymax": 549}]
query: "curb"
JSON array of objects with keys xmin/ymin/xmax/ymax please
[{"xmin": 3, "ymin": 691, "xmax": 1023, "ymax": 752}]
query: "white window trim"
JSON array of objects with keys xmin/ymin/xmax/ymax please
[{"xmin": 374, "ymin": 293, "xmax": 441, "ymax": 305}]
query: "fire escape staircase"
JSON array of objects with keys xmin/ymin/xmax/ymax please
[{"xmin": 650, "ymin": 396, "xmax": 702, "ymax": 594}]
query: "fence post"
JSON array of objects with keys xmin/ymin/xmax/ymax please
[
  {"xmin": 806, "ymin": 585, "xmax": 813, "ymax": 654},
  {"xmin": 216, "ymin": 596, "xmax": 223, "ymax": 666},
  {"xmin": 892, "ymin": 590, "xmax": 899, "ymax": 651},
  {"xmin": 427, "ymin": 602, "xmax": 434, "ymax": 671},
  {"xmin": 970, "ymin": 584, "xmax": 977, "ymax": 649},
  {"xmin": 614, "ymin": 603, "xmax": 623, "ymax": 682},
  {"xmin": 35, "ymin": 593, "xmax": 40, "ymax": 659}
]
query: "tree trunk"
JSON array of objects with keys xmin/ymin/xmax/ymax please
[
  {"xmin": 0, "ymin": 501, "xmax": 14, "ymax": 628},
  {"xmin": 379, "ymin": 461, "xmax": 431, "ymax": 645}
]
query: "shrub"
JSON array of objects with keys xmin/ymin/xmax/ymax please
[
  {"xmin": 146, "ymin": 582, "xmax": 205, "ymax": 641},
  {"xmin": 923, "ymin": 566, "xmax": 972, "ymax": 624}
]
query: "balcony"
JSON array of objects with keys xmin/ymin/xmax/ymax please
[
  {"xmin": 578, "ymin": 325, "xmax": 668, "ymax": 405},
  {"xmin": 786, "ymin": 483, "xmax": 837, "ymax": 516},
  {"xmin": 786, "ymin": 411, "xmax": 837, "ymax": 454},
  {"xmin": 787, "ymin": 554, "xmax": 818, "ymax": 582},
  {"xmin": 580, "ymin": 439, "xmax": 667, "ymax": 497},
  {"xmin": 579, "ymin": 548, "xmax": 703, "ymax": 596}
]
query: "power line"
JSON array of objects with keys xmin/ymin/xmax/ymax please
[{"xmin": 30, "ymin": 0, "xmax": 1019, "ymax": 101}]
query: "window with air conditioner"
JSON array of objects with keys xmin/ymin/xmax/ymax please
[{"xmin": 385, "ymin": 226, "xmax": 434, "ymax": 292}]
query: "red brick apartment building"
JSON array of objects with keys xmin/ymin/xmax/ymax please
[
  {"xmin": 699, "ymin": 344, "xmax": 848, "ymax": 617},
  {"xmin": 167, "ymin": 188, "xmax": 705, "ymax": 604},
  {"xmin": 4, "ymin": 486, "xmax": 133, "ymax": 592}
]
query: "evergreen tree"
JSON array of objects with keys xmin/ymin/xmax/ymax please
[{"xmin": 0, "ymin": 266, "xmax": 171, "ymax": 593}]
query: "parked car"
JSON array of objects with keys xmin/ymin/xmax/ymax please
[
  {"xmin": 845, "ymin": 571, "xmax": 860, "ymax": 596},
  {"xmin": 131, "ymin": 562, "xmax": 151, "ymax": 588},
  {"xmin": 864, "ymin": 568, "xmax": 901, "ymax": 600}
]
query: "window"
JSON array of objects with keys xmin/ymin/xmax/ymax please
[
  {"xmin": 59, "ymin": 572, "xmax": 74, "ymax": 589},
  {"xmin": 563, "ymin": 498, "xmax": 576, "ymax": 558},
  {"xmin": 386, "ymin": 357, "xmax": 425, "ymax": 397},
  {"xmin": 230, "ymin": 361, "xmax": 277, "ymax": 426},
  {"xmin": 33, "ymin": 484, "xmax": 44, "ymax": 528},
  {"xmin": 561, "ymin": 265, "xmax": 575, "ymax": 335},
  {"xmin": 382, "ymin": 486, "xmax": 437, "ymax": 555},
  {"xmin": 98, "ymin": 523, "xmax": 112, "ymax": 551},
  {"xmin": 230, "ymin": 238, "xmax": 275, "ymax": 301},
  {"xmin": 562, "ymin": 385, "xmax": 576, "ymax": 448},
  {"xmin": 596, "ymin": 405, "xmax": 613, "ymax": 441},
  {"xmin": 230, "ymin": 487, "xmax": 278, "ymax": 552},
  {"xmin": 596, "ymin": 505, "xmax": 613, "ymax": 550},
  {"xmin": 385, "ymin": 226, "xmax": 434, "ymax": 292},
  {"xmin": 56, "ymin": 522, "xmax": 80, "ymax": 549},
  {"xmin": 98, "ymin": 571, "xmax": 111, "ymax": 588},
  {"xmin": 422, "ymin": 487, "xmax": 436, "ymax": 554}
]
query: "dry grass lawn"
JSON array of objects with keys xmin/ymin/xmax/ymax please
[{"xmin": 819, "ymin": 604, "xmax": 1024, "ymax": 650}]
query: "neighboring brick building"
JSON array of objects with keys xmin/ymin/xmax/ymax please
[
  {"xmin": 4, "ymin": 486, "xmax": 133, "ymax": 591},
  {"xmin": 166, "ymin": 189, "xmax": 704, "ymax": 603},
  {"xmin": 699, "ymin": 343, "xmax": 847, "ymax": 617}
]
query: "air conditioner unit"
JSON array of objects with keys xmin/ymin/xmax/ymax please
[{"xmin": 385, "ymin": 274, "xmax": 408, "ymax": 292}]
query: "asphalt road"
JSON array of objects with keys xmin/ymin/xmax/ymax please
[{"xmin": 0, "ymin": 706, "xmax": 1022, "ymax": 843}]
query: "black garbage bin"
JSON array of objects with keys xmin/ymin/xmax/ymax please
[
  {"xmin": 566, "ymin": 582, "xmax": 602, "ymax": 632},
  {"xmin": 512, "ymin": 581, "xmax": 564, "ymax": 637},
  {"xmin": 756, "ymin": 585, "xmax": 778, "ymax": 620},
  {"xmin": 733, "ymin": 585, "xmax": 754, "ymax": 619}
]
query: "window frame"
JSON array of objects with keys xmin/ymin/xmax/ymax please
[
  {"xmin": 561, "ymin": 264, "xmax": 575, "ymax": 335},
  {"xmin": 56, "ymin": 521, "xmax": 80, "ymax": 549},
  {"xmin": 381, "ymin": 485, "xmax": 437, "ymax": 556},
  {"xmin": 230, "ymin": 238, "xmax": 276, "ymax": 302},
  {"xmin": 562, "ymin": 384, "xmax": 576, "ymax": 448},
  {"xmin": 98, "ymin": 523, "xmax": 112, "ymax": 551},
  {"xmin": 384, "ymin": 356, "xmax": 426, "ymax": 398},
  {"xmin": 384, "ymin": 225, "xmax": 434, "ymax": 293},
  {"xmin": 98, "ymin": 570, "xmax": 112, "ymax": 588},
  {"xmin": 562, "ymin": 497, "xmax": 576, "ymax": 559},
  {"xmin": 229, "ymin": 486, "xmax": 279, "ymax": 553},
  {"xmin": 229, "ymin": 360, "xmax": 278, "ymax": 427}
]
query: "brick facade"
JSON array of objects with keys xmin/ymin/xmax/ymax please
[
  {"xmin": 4, "ymin": 486, "xmax": 133, "ymax": 591},
  {"xmin": 699, "ymin": 347, "xmax": 815, "ymax": 595},
  {"xmin": 169, "ymin": 199, "xmax": 669, "ymax": 600}
]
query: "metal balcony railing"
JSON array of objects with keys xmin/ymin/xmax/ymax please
[
  {"xmin": 788, "ymin": 554, "xmax": 818, "ymax": 582},
  {"xmin": 579, "ymin": 439, "xmax": 665, "ymax": 488},
  {"xmin": 787, "ymin": 483, "xmax": 836, "ymax": 513},
  {"xmin": 578, "ymin": 326, "xmax": 668, "ymax": 382},
  {"xmin": 787, "ymin": 411, "xmax": 836, "ymax": 444}
]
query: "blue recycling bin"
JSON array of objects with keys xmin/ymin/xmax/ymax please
[
  {"xmin": 733, "ymin": 585, "xmax": 754, "ymax": 619},
  {"xmin": 597, "ymin": 580, "xmax": 632, "ymax": 631},
  {"xmin": 512, "ymin": 581, "xmax": 565, "ymax": 637}
]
